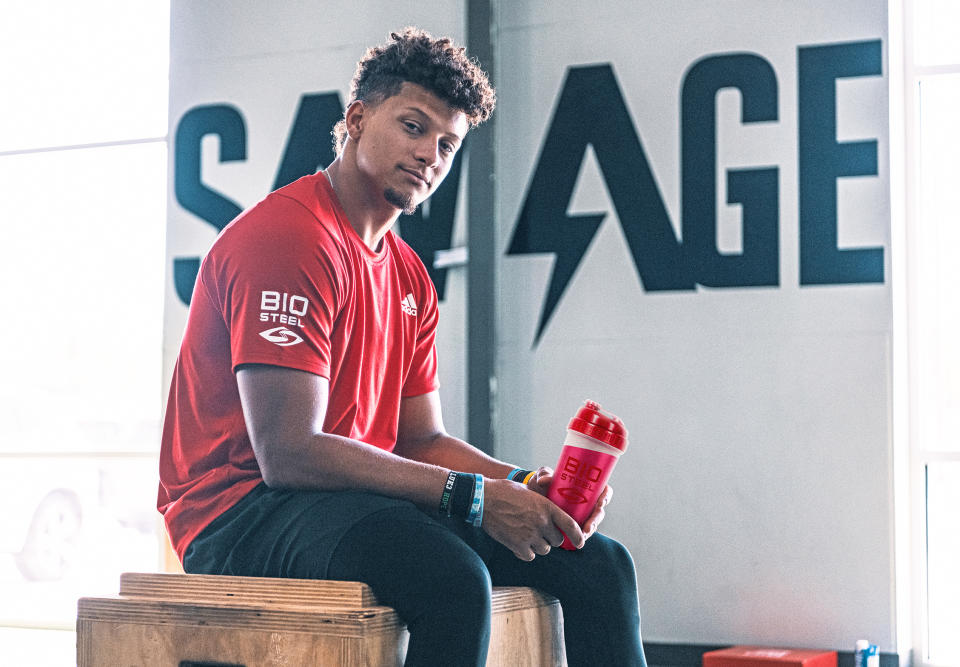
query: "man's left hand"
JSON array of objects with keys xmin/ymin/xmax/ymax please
[{"xmin": 525, "ymin": 466, "xmax": 612, "ymax": 541}]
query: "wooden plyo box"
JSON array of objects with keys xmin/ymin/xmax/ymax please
[{"xmin": 76, "ymin": 572, "xmax": 566, "ymax": 666}]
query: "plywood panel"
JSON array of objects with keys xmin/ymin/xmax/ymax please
[{"xmin": 77, "ymin": 574, "xmax": 565, "ymax": 666}]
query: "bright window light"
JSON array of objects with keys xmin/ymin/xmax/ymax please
[
  {"xmin": 916, "ymin": 75, "xmax": 960, "ymax": 457},
  {"xmin": 910, "ymin": 9, "xmax": 960, "ymax": 667},
  {"xmin": 0, "ymin": 142, "xmax": 167, "ymax": 454},
  {"xmin": 913, "ymin": 0, "xmax": 960, "ymax": 66},
  {"xmin": 0, "ymin": 2, "xmax": 170, "ymax": 657},
  {"xmin": 0, "ymin": 0, "xmax": 169, "ymax": 152},
  {"xmin": 925, "ymin": 462, "xmax": 960, "ymax": 664}
]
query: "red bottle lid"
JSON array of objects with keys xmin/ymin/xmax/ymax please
[{"xmin": 568, "ymin": 400, "xmax": 628, "ymax": 452}]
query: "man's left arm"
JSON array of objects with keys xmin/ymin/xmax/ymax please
[{"xmin": 395, "ymin": 390, "xmax": 513, "ymax": 478}]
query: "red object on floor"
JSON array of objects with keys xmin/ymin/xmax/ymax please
[{"xmin": 702, "ymin": 646, "xmax": 838, "ymax": 667}]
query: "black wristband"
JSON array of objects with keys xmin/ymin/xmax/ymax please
[
  {"xmin": 509, "ymin": 468, "xmax": 533, "ymax": 483},
  {"xmin": 449, "ymin": 473, "xmax": 476, "ymax": 519},
  {"xmin": 439, "ymin": 471, "xmax": 477, "ymax": 519},
  {"xmin": 438, "ymin": 470, "xmax": 458, "ymax": 516}
]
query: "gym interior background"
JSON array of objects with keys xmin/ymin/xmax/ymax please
[{"xmin": 1, "ymin": 1, "xmax": 957, "ymax": 665}]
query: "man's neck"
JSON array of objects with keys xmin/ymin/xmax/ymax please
[{"xmin": 324, "ymin": 157, "xmax": 400, "ymax": 252}]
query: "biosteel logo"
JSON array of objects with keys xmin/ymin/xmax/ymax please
[
  {"xmin": 258, "ymin": 290, "xmax": 308, "ymax": 346},
  {"xmin": 260, "ymin": 290, "xmax": 308, "ymax": 325},
  {"xmin": 258, "ymin": 326, "xmax": 303, "ymax": 347}
]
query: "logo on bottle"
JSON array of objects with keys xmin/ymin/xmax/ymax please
[
  {"xmin": 557, "ymin": 487, "xmax": 589, "ymax": 504},
  {"xmin": 555, "ymin": 454, "xmax": 603, "ymax": 503}
]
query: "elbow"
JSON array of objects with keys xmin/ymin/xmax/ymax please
[
  {"xmin": 256, "ymin": 452, "xmax": 289, "ymax": 489},
  {"xmin": 251, "ymin": 437, "xmax": 300, "ymax": 489},
  {"xmin": 258, "ymin": 462, "xmax": 286, "ymax": 489},
  {"xmin": 251, "ymin": 434, "xmax": 338, "ymax": 490}
]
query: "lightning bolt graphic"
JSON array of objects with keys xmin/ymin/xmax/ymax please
[
  {"xmin": 506, "ymin": 70, "xmax": 610, "ymax": 346},
  {"xmin": 507, "ymin": 64, "xmax": 691, "ymax": 346},
  {"xmin": 508, "ymin": 196, "xmax": 605, "ymax": 346}
]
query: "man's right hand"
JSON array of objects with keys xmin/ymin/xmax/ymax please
[{"xmin": 481, "ymin": 478, "xmax": 585, "ymax": 560}]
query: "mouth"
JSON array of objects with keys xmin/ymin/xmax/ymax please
[{"xmin": 399, "ymin": 166, "xmax": 429, "ymax": 187}]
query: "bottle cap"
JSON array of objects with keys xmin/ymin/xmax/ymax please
[{"xmin": 568, "ymin": 400, "xmax": 628, "ymax": 451}]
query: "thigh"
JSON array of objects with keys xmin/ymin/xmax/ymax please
[
  {"xmin": 183, "ymin": 483, "xmax": 422, "ymax": 579},
  {"xmin": 326, "ymin": 508, "xmax": 495, "ymax": 667},
  {"xmin": 326, "ymin": 508, "xmax": 492, "ymax": 607},
  {"xmin": 478, "ymin": 529, "xmax": 637, "ymax": 599}
]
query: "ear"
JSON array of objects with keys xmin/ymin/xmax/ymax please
[{"xmin": 344, "ymin": 100, "xmax": 366, "ymax": 142}]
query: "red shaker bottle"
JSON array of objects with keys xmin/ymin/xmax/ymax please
[{"xmin": 547, "ymin": 400, "xmax": 628, "ymax": 550}]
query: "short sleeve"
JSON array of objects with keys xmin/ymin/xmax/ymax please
[{"xmin": 202, "ymin": 194, "xmax": 346, "ymax": 378}]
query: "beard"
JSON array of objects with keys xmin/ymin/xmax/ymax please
[{"xmin": 384, "ymin": 187, "xmax": 418, "ymax": 216}]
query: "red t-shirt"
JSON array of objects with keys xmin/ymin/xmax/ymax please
[{"xmin": 158, "ymin": 172, "xmax": 440, "ymax": 560}]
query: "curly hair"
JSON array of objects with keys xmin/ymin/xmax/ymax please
[{"xmin": 332, "ymin": 27, "xmax": 496, "ymax": 155}]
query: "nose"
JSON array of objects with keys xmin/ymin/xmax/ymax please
[{"xmin": 413, "ymin": 137, "xmax": 441, "ymax": 168}]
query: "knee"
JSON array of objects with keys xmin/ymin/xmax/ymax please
[
  {"xmin": 398, "ymin": 549, "xmax": 493, "ymax": 655},
  {"xmin": 585, "ymin": 534, "xmax": 638, "ymax": 592},
  {"xmin": 432, "ymin": 556, "xmax": 494, "ymax": 622}
]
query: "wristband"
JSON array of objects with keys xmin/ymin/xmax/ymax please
[
  {"xmin": 439, "ymin": 472, "xmax": 485, "ymax": 526},
  {"xmin": 508, "ymin": 468, "xmax": 533, "ymax": 483},
  {"xmin": 450, "ymin": 472, "xmax": 475, "ymax": 519},
  {"xmin": 521, "ymin": 470, "xmax": 537, "ymax": 485},
  {"xmin": 440, "ymin": 471, "xmax": 477, "ymax": 520},
  {"xmin": 438, "ymin": 470, "xmax": 458, "ymax": 516},
  {"xmin": 467, "ymin": 474, "xmax": 484, "ymax": 527}
]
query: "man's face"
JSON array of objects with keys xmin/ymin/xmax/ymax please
[{"xmin": 353, "ymin": 82, "xmax": 469, "ymax": 215}]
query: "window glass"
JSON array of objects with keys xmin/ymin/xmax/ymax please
[
  {"xmin": 0, "ymin": 0, "xmax": 169, "ymax": 152},
  {"xmin": 925, "ymin": 462, "xmax": 960, "ymax": 665},
  {"xmin": 0, "ymin": 455, "xmax": 160, "ymax": 627},
  {"xmin": 0, "ymin": 8, "xmax": 169, "ymax": 661},
  {"xmin": 912, "ymin": 14, "xmax": 960, "ymax": 667},
  {"xmin": 913, "ymin": 0, "xmax": 960, "ymax": 66},
  {"xmin": 916, "ymin": 75, "xmax": 960, "ymax": 454},
  {"xmin": 0, "ymin": 628, "xmax": 77, "ymax": 665},
  {"xmin": 0, "ymin": 143, "xmax": 166, "ymax": 454}
]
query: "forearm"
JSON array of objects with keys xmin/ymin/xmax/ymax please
[
  {"xmin": 258, "ymin": 431, "xmax": 450, "ymax": 510},
  {"xmin": 394, "ymin": 432, "xmax": 515, "ymax": 480}
]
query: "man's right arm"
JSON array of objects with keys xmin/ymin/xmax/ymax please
[
  {"xmin": 236, "ymin": 363, "xmax": 583, "ymax": 560},
  {"xmin": 236, "ymin": 364, "xmax": 449, "ymax": 507}
]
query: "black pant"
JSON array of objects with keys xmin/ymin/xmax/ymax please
[{"xmin": 183, "ymin": 484, "xmax": 647, "ymax": 667}]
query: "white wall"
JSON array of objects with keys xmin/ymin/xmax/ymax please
[
  {"xmin": 494, "ymin": 0, "xmax": 895, "ymax": 653},
  {"xmin": 165, "ymin": 0, "xmax": 900, "ymax": 657}
]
